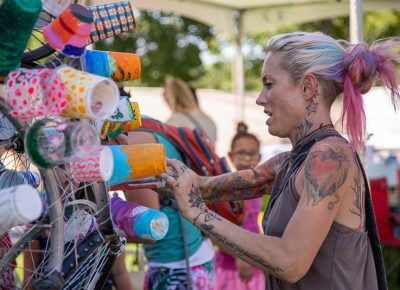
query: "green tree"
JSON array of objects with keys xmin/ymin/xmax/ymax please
[{"xmin": 94, "ymin": 10, "xmax": 216, "ymax": 86}]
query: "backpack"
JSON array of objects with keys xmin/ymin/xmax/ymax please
[{"xmin": 139, "ymin": 118, "xmax": 247, "ymax": 226}]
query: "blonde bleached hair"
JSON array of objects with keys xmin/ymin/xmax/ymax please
[
  {"xmin": 266, "ymin": 31, "xmax": 400, "ymax": 148},
  {"xmin": 163, "ymin": 78, "xmax": 198, "ymax": 113}
]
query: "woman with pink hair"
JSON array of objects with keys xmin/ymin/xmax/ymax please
[{"xmin": 162, "ymin": 31, "xmax": 400, "ymax": 290}]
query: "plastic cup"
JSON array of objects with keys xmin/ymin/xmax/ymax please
[
  {"xmin": 0, "ymin": 185, "xmax": 43, "ymax": 236},
  {"xmin": 56, "ymin": 66, "xmax": 119, "ymax": 119}
]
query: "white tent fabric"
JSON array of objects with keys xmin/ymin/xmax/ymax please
[{"xmin": 94, "ymin": 0, "xmax": 400, "ymax": 35}]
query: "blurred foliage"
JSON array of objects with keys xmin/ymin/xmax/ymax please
[
  {"xmin": 94, "ymin": 10, "xmax": 217, "ymax": 86},
  {"xmin": 96, "ymin": 9, "xmax": 400, "ymax": 92},
  {"xmin": 383, "ymin": 246, "xmax": 400, "ymax": 290}
]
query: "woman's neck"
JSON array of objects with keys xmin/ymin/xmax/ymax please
[{"xmin": 290, "ymin": 117, "xmax": 334, "ymax": 146}]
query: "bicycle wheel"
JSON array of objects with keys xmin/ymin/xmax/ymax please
[
  {"xmin": 59, "ymin": 181, "xmax": 122, "ymax": 290},
  {"xmin": 0, "ymin": 98, "xmax": 65, "ymax": 289}
]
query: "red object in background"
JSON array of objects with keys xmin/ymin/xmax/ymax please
[{"xmin": 370, "ymin": 178, "xmax": 400, "ymax": 248}]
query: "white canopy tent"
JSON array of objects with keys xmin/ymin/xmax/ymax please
[{"xmin": 93, "ymin": 0, "xmax": 400, "ymax": 119}]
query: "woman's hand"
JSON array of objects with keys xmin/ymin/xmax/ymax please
[{"xmin": 161, "ymin": 159, "xmax": 205, "ymax": 219}]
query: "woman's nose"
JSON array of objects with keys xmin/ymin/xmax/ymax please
[{"xmin": 256, "ymin": 90, "xmax": 267, "ymax": 106}]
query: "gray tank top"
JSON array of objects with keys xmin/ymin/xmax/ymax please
[{"xmin": 262, "ymin": 128, "xmax": 379, "ymax": 290}]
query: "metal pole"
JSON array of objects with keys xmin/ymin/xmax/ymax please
[
  {"xmin": 232, "ymin": 11, "xmax": 245, "ymax": 121},
  {"xmin": 235, "ymin": 38, "xmax": 245, "ymax": 121},
  {"xmin": 349, "ymin": 0, "xmax": 363, "ymax": 43}
]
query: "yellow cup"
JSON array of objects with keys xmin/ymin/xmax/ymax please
[{"xmin": 56, "ymin": 66, "xmax": 119, "ymax": 119}]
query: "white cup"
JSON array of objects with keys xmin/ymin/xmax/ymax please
[{"xmin": 0, "ymin": 185, "xmax": 43, "ymax": 236}]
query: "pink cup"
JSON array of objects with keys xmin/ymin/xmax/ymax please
[
  {"xmin": 70, "ymin": 146, "xmax": 114, "ymax": 182},
  {"xmin": 4, "ymin": 68, "xmax": 67, "ymax": 120}
]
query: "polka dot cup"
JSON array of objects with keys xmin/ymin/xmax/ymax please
[
  {"xmin": 56, "ymin": 66, "xmax": 119, "ymax": 119},
  {"xmin": 4, "ymin": 68, "xmax": 67, "ymax": 121}
]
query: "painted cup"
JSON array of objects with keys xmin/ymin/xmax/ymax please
[
  {"xmin": 0, "ymin": 185, "xmax": 43, "ymax": 236},
  {"xmin": 88, "ymin": 2, "xmax": 136, "ymax": 44},
  {"xmin": 83, "ymin": 50, "xmax": 141, "ymax": 82},
  {"xmin": 0, "ymin": 0, "xmax": 41, "ymax": 73},
  {"xmin": 26, "ymin": 119, "xmax": 100, "ymax": 168},
  {"xmin": 70, "ymin": 146, "xmax": 114, "ymax": 182},
  {"xmin": 56, "ymin": 66, "xmax": 119, "ymax": 119},
  {"xmin": 108, "ymin": 144, "xmax": 166, "ymax": 186},
  {"xmin": 43, "ymin": 4, "xmax": 93, "ymax": 57},
  {"xmin": 111, "ymin": 196, "xmax": 168, "ymax": 240},
  {"xmin": 100, "ymin": 98, "xmax": 141, "ymax": 139},
  {"xmin": 42, "ymin": 0, "xmax": 73, "ymax": 17},
  {"xmin": 4, "ymin": 68, "xmax": 67, "ymax": 120}
]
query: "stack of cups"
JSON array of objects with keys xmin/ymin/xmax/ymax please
[
  {"xmin": 0, "ymin": 185, "xmax": 44, "ymax": 236},
  {"xmin": 111, "ymin": 196, "xmax": 168, "ymax": 240}
]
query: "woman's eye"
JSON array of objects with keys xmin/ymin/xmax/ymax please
[{"xmin": 264, "ymin": 82, "xmax": 273, "ymax": 89}]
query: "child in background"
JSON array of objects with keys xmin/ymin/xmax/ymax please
[{"xmin": 214, "ymin": 122, "xmax": 265, "ymax": 290}]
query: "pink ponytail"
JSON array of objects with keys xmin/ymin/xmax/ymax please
[{"xmin": 341, "ymin": 41, "xmax": 400, "ymax": 148}]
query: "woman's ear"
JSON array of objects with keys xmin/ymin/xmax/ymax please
[{"xmin": 301, "ymin": 74, "xmax": 319, "ymax": 101}]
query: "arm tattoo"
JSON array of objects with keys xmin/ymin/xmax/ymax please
[
  {"xmin": 304, "ymin": 145, "xmax": 350, "ymax": 209},
  {"xmin": 198, "ymin": 222, "xmax": 283, "ymax": 273},
  {"xmin": 203, "ymin": 152, "xmax": 290, "ymax": 202},
  {"xmin": 193, "ymin": 207, "xmax": 222, "ymax": 224},
  {"xmin": 349, "ymin": 174, "xmax": 362, "ymax": 220}
]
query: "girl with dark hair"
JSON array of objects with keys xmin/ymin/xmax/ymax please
[{"xmin": 214, "ymin": 122, "xmax": 265, "ymax": 290}]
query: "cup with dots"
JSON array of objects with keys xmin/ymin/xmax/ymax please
[
  {"xmin": 56, "ymin": 65, "xmax": 119, "ymax": 120},
  {"xmin": 4, "ymin": 68, "xmax": 67, "ymax": 121}
]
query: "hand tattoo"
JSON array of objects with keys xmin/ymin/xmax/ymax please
[{"xmin": 188, "ymin": 184, "xmax": 203, "ymax": 209}]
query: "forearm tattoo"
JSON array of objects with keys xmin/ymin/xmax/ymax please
[
  {"xmin": 203, "ymin": 153, "xmax": 290, "ymax": 202},
  {"xmin": 196, "ymin": 219, "xmax": 283, "ymax": 273},
  {"xmin": 304, "ymin": 145, "xmax": 350, "ymax": 209},
  {"xmin": 205, "ymin": 170, "xmax": 266, "ymax": 202}
]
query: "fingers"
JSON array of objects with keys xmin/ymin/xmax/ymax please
[
  {"xmin": 159, "ymin": 173, "xmax": 178, "ymax": 188},
  {"xmin": 115, "ymin": 134, "xmax": 130, "ymax": 145},
  {"xmin": 167, "ymin": 158, "xmax": 190, "ymax": 174}
]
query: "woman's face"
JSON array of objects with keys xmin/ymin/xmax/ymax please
[
  {"xmin": 229, "ymin": 137, "xmax": 260, "ymax": 171},
  {"xmin": 256, "ymin": 53, "xmax": 305, "ymax": 140}
]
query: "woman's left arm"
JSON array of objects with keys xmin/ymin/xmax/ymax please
[{"xmin": 165, "ymin": 140, "xmax": 356, "ymax": 283}]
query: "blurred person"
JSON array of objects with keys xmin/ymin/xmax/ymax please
[
  {"xmin": 115, "ymin": 128, "xmax": 215, "ymax": 290},
  {"xmin": 214, "ymin": 121, "xmax": 265, "ymax": 290},
  {"xmin": 163, "ymin": 78, "xmax": 217, "ymax": 145},
  {"xmin": 162, "ymin": 32, "xmax": 400, "ymax": 290}
]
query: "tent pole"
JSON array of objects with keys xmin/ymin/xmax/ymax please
[
  {"xmin": 350, "ymin": 0, "xmax": 363, "ymax": 43},
  {"xmin": 232, "ymin": 11, "xmax": 245, "ymax": 122}
]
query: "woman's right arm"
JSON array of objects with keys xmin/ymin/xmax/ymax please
[{"xmin": 200, "ymin": 151, "xmax": 290, "ymax": 203}]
